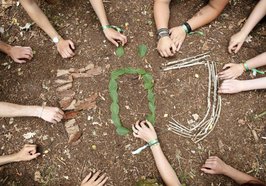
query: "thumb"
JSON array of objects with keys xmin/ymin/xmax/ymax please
[
  {"xmin": 68, "ymin": 40, "xmax": 75, "ymax": 50},
  {"xmin": 222, "ymin": 63, "xmax": 233, "ymax": 69},
  {"xmin": 109, "ymin": 38, "xmax": 119, "ymax": 47},
  {"xmin": 201, "ymin": 168, "xmax": 215, "ymax": 174},
  {"xmin": 31, "ymin": 153, "xmax": 41, "ymax": 160}
]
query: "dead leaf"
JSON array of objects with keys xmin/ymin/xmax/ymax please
[
  {"xmin": 57, "ymin": 90, "xmax": 75, "ymax": 100},
  {"xmin": 57, "ymin": 69, "xmax": 69, "ymax": 77},
  {"xmin": 64, "ymin": 99, "xmax": 76, "ymax": 111},
  {"xmin": 63, "ymin": 111, "xmax": 79, "ymax": 120},
  {"xmin": 74, "ymin": 93, "xmax": 98, "ymax": 111},
  {"xmin": 59, "ymin": 97, "xmax": 74, "ymax": 109},
  {"xmin": 55, "ymin": 75, "xmax": 73, "ymax": 86},
  {"xmin": 56, "ymin": 83, "xmax": 72, "ymax": 92}
]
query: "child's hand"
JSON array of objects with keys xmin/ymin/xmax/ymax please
[
  {"xmin": 103, "ymin": 28, "xmax": 127, "ymax": 47},
  {"xmin": 157, "ymin": 36, "xmax": 176, "ymax": 57},
  {"xmin": 81, "ymin": 171, "xmax": 108, "ymax": 186},
  {"xmin": 228, "ymin": 31, "xmax": 247, "ymax": 54},
  {"xmin": 169, "ymin": 26, "xmax": 186, "ymax": 51},
  {"xmin": 219, "ymin": 63, "xmax": 245, "ymax": 80},
  {"xmin": 56, "ymin": 39, "xmax": 75, "ymax": 58},
  {"xmin": 14, "ymin": 144, "xmax": 41, "ymax": 162},
  {"xmin": 132, "ymin": 120, "xmax": 157, "ymax": 143},
  {"xmin": 8, "ymin": 46, "xmax": 33, "ymax": 63},
  {"xmin": 218, "ymin": 79, "xmax": 244, "ymax": 94},
  {"xmin": 201, "ymin": 156, "xmax": 229, "ymax": 175}
]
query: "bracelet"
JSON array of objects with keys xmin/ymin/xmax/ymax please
[
  {"xmin": 182, "ymin": 22, "xmax": 192, "ymax": 34},
  {"xmin": 148, "ymin": 139, "xmax": 159, "ymax": 147},
  {"xmin": 157, "ymin": 28, "xmax": 170, "ymax": 40},
  {"xmin": 243, "ymin": 62, "xmax": 249, "ymax": 71},
  {"xmin": 182, "ymin": 24, "xmax": 188, "ymax": 34},
  {"xmin": 102, "ymin": 25, "xmax": 123, "ymax": 33}
]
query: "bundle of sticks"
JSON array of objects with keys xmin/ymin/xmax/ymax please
[{"xmin": 162, "ymin": 52, "xmax": 222, "ymax": 143}]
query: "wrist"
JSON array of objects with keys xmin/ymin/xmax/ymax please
[
  {"xmin": 5, "ymin": 45, "xmax": 12, "ymax": 56},
  {"xmin": 222, "ymin": 164, "xmax": 234, "ymax": 176},
  {"xmin": 10, "ymin": 153, "xmax": 21, "ymax": 162},
  {"xmin": 157, "ymin": 28, "xmax": 169, "ymax": 40}
]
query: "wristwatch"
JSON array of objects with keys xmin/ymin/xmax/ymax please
[{"xmin": 52, "ymin": 36, "xmax": 60, "ymax": 44}]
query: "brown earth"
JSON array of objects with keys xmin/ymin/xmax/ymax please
[{"xmin": 0, "ymin": 0, "xmax": 266, "ymax": 185}]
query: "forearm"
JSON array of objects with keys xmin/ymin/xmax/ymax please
[
  {"xmin": 0, "ymin": 41, "xmax": 11, "ymax": 55},
  {"xmin": 0, "ymin": 102, "xmax": 41, "ymax": 118},
  {"xmin": 187, "ymin": 0, "xmax": 228, "ymax": 30},
  {"xmin": 89, "ymin": 0, "xmax": 109, "ymax": 26},
  {"xmin": 0, "ymin": 153, "xmax": 18, "ymax": 166},
  {"xmin": 154, "ymin": 0, "xmax": 171, "ymax": 29},
  {"xmin": 240, "ymin": 0, "xmax": 266, "ymax": 36},
  {"xmin": 246, "ymin": 52, "xmax": 266, "ymax": 69},
  {"xmin": 151, "ymin": 144, "xmax": 181, "ymax": 186},
  {"xmin": 242, "ymin": 77, "xmax": 266, "ymax": 92},
  {"xmin": 20, "ymin": 0, "xmax": 59, "ymax": 39},
  {"xmin": 224, "ymin": 164, "xmax": 261, "ymax": 184}
]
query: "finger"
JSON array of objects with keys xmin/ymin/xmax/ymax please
[
  {"xmin": 66, "ymin": 47, "xmax": 74, "ymax": 57},
  {"xmin": 166, "ymin": 48, "xmax": 173, "ymax": 56},
  {"xmin": 109, "ymin": 38, "xmax": 119, "ymax": 47},
  {"xmin": 82, "ymin": 172, "xmax": 92, "ymax": 184},
  {"xmin": 132, "ymin": 125, "xmax": 139, "ymax": 134},
  {"xmin": 235, "ymin": 43, "xmax": 243, "ymax": 53},
  {"xmin": 171, "ymin": 43, "xmax": 177, "ymax": 54},
  {"xmin": 53, "ymin": 116, "xmax": 61, "ymax": 123},
  {"xmin": 146, "ymin": 120, "xmax": 154, "ymax": 130},
  {"xmin": 25, "ymin": 50, "xmax": 33, "ymax": 58},
  {"xmin": 50, "ymin": 119, "xmax": 57, "ymax": 124},
  {"xmin": 201, "ymin": 168, "xmax": 214, "ymax": 174},
  {"xmin": 135, "ymin": 123, "xmax": 142, "ymax": 130},
  {"xmin": 177, "ymin": 42, "xmax": 182, "ymax": 51},
  {"xmin": 162, "ymin": 51, "xmax": 169, "ymax": 57},
  {"xmin": 22, "ymin": 54, "xmax": 31, "ymax": 60},
  {"xmin": 132, "ymin": 131, "xmax": 140, "ymax": 138},
  {"xmin": 228, "ymin": 41, "xmax": 236, "ymax": 53},
  {"xmin": 119, "ymin": 34, "xmax": 127, "ymax": 46},
  {"xmin": 15, "ymin": 59, "xmax": 26, "ymax": 63},
  {"xmin": 56, "ymin": 113, "xmax": 63, "ymax": 120},
  {"xmin": 115, "ymin": 35, "xmax": 125, "ymax": 46},
  {"xmin": 95, "ymin": 173, "xmax": 107, "ymax": 184},
  {"xmin": 60, "ymin": 51, "xmax": 67, "ymax": 59},
  {"xmin": 222, "ymin": 63, "xmax": 233, "ymax": 70},
  {"xmin": 159, "ymin": 50, "xmax": 164, "ymax": 57},
  {"xmin": 98, "ymin": 176, "xmax": 108, "ymax": 186},
  {"xmin": 91, "ymin": 171, "xmax": 101, "ymax": 181},
  {"xmin": 68, "ymin": 40, "xmax": 75, "ymax": 50},
  {"xmin": 64, "ymin": 49, "xmax": 72, "ymax": 58},
  {"xmin": 30, "ymin": 152, "xmax": 41, "ymax": 159},
  {"xmin": 139, "ymin": 120, "xmax": 148, "ymax": 129}
]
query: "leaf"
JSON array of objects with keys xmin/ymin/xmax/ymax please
[
  {"xmin": 149, "ymin": 102, "xmax": 156, "ymax": 113},
  {"xmin": 115, "ymin": 46, "xmax": 125, "ymax": 57},
  {"xmin": 189, "ymin": 31, "xmax": 204, "ymax": 36},
  {"xmin": 138, "ymin": 44, "xmax": 148, "ymax": 57},
  {"xmin": 116, "ymin": 127, "xmax": 129, "ymax": 135},
  {"xmin": 110, "ymin": 103, "xmax": 119, "ymax": 114}
]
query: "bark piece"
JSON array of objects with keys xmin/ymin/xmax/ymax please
[
  {"xmin": 59, "ymin": 97, "xmax": 74, "ymax": 109},
  {"xmin": 57, "ymin": 69, "xmax": 69, "ymax": 77},
  {"xmin": 55, "ymin": 75, "xmax": 73, "ymax": 86},
  {"xmin": 72, "ymin": 66, "xmax": 102, "ymax": 79},
  {"xmin": 65, "ymin": 119, "xmax": 82, "ymax": 144},
  {"xmin": 56, "ymin": 83, "xmax": 72, "ymax": 92},
  {"xmin": 63, "ymin": 111, "xmax": 79, "ymax": 120},
  {"xmin": 64, "ymin": 99, "xmax": 76, "ymax": 111},
  {"xmin": 74, "ymin": 93, "xmax": 98, "ymax": 111}
]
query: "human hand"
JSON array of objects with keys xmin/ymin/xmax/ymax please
[
  {"xmin": 132, "ymin": 120, "xmax": 157, "ymax": 143},
  {"xmin": 40, "ymin": 106, "xmax": 64, "ymax": 124},
  {"xmin": 201, "ymin": 156, "xmax": 229, "ymax": 175},
  {"xmin": 81, "ymin": 171, "xmax": 108, "ymax": 186},
  {"xmin": 169, "ymin": 26, "xmax": 186, "ymax": 51},
  {"xmin": 14, "ymin": 144, "xmax": 41, "ymax": 162},
  {"xmin": 218, "ymin": 79, "xmax": 244, "ymax": 94},
  {"xmin": 8, "ymin": 46, "xmax": 33, "ymax": 63},
  {"xmin": 228, "ymin": 31, "xmax": 248, "ymax": 54},
  {"xmin": 219, "ymin": 63, "xmax": 245, "ymax": 80},
  {"xmin": 157, "ymin": 36, "xmax": 176, "ymax": 57},
  {"xmin": 103, "ymin": 28, "xmax": 127, "ymax": 47},
  {"xmin": 56, "ymin": 39, "xmax": 75, "ymax": 58}
]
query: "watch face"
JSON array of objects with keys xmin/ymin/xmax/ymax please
[{"xmin": 53, "ymin": 37, "xmax": 59, "ymax": 43}]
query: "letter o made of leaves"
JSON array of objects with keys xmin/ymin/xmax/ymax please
[{"xmin": 109, "ymin": 68, "xmax": 156, "ymax": 135}]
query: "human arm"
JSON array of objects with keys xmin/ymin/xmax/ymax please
[
  {"xmin": 132, "ymin": 120, "xmax": 181, "ymax": 186},
  {"xmin": 228, "ymin": 0, "xmax": 266, "ymax": 53},
  {"xmin": 0, "ymin": 144, "xmax": 40, "ymax": 166},
  {"xmin": 218, "ymin": 77, "xmax": 266, "ymax": 94},
  {"xmin": 0, "ymin": 102, "xmax": 64, "ymax": 124},
  {"xmin": 154, "ymin": 0, "xmax": 176, "ymax": 57},
  {"xmin": 219, "ymin": 52, "xmax": 266, "ymax": 80},
  {"xmin": 0, "ymin": 41, "xmax": 33, "ymax": 63},
  {"xmin": 89, "ymin": 0, "xmax": 127, "ymax": 46},
  {"xmin": 169, "ymin": 0, "xmax": 229, "ymax": 51},
  {"xmin": 19, "ymin": 0, "xmax": 75, "ymax": 58},
  {"xmin": 80, "ymin": 171, "xmax": 108, "ymax": 186},
  {"xmin": 201, "ymin": 156, "xmax": 263, "ymax": 184}
]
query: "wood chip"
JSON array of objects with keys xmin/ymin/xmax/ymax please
[
  {"xmin": 63, "ymin": 111, "xmax": 79, "ymax": 120},
  {"xmin": 57, "ymin": 69, "xmax": 69, "ymax": 77},
  {"xmin": 63, "ymin": 99, "xmax": 76, "ymax": 111},
  {"xmin": 74, "ymin": 93, "xmax": 98, "ymax": 111},
  {"xmin": 56, "ymin": 83, "xmax": 72, "ymax": 92},
  {"xmin": 55, "ymin": 75, "xmax": 73, "ymax": 86},
  {"xmin": 59, "ymin": 97, "xmax": 74, "ymax": 109},
  {"xmin": 65, "ymin": 119, "xmax": 82, "ymax": 144}
]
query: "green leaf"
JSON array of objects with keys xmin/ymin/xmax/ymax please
[
  {"xmin": 111, "ymin": 113, "xmax": 121, "ymax": 126},
  {"xmin": 148, "ymin": 102, "xmax": 156, "ymax": 113},
  {"xmin": 110, "ymin": 90, "xmax": 118, "ymax": 102},
  {"xmin": 111, "ymin": 69, "xmax": 126, "ymax": 78},
  {"xmin": 110, "ymin": 103, "xmax": 119, "ymax": 114},
  {"xmin": 116, "ymin": 127, "xmax": 129, "ymax": 135},
  {"xmin": 138, "ymin": 44, "xmax": 148, "ymax": 57},
  {"xmin": 115, "ymin": 46, "xmax": 125, "ymax": 57},
  {"xmin": 189, "ymin": 31, "xmax": 204, "ymax": 36}
]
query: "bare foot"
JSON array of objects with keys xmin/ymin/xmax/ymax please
[
  {"xmin": 8, "ymin": 46, "xmax": 33, "ymax": 63},
  {"xmin": 81, "ymin": 171, "xmax": 108, "ymax": 186},
  {"xmin": 218, "ymin": 80, "xmax": 244, "ymax": 94},
  {"xmin": 39, "ymin": 106, "xmax": 64, "ymax": 124}
]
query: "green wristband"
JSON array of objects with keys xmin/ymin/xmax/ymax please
[
  {"xmin": 182, "ymin": 24, "xmax": 188, "ymax": 34},
  {"xmin": 243, "ymin": 62, "xmax": 250, "ymax": 71},
  {"xmin": 102, "ymin": 25, "xmax": 123, "ymax": 33},
  {"xmin": 148, "ymin": 139, "xmax": 159, "ymax": 146}
]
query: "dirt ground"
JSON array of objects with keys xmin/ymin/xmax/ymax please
[{"xmin": 0, "ymin": 0, "xmax": 266, "ymax": 185}]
